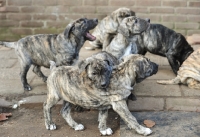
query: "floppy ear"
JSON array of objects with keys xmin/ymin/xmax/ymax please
[
  {"xmin": 118, "ymin": 23, "xmax": 129, "ymax": 37},
  {"xmin": 64, "ymin": 23, "xmax": 74, "ymax": 39},
  {"xmin": 78, "ymin": 57, "xmax": 93, "ymax": 74}
]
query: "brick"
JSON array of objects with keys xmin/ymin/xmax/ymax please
[
  {"xmin": 84, "ymin": 0, "xmax": 108, "ymax": 6},
  {"xmin": 45, "ymin": 6, "xmax": 70, "ymax": 13},
  {"xmin": 133, "ymin": 80, "xmax": 181, "ymax": 97},
  {"xmin": 32, "ymin": 0, "xmax": 57, "ymax": 6},
  {"xmin": 162, "ymin": 15, "xmax": 187, "ymax": 22},
  {"xmin": 187, "ymin": 15, "xmax": 200, "ymax": 22},
  {"xmin": 33, "ymin": 14, "xmax": 57, "ymax": 20},
  {"xmin": 0, "ymin": 6, "xmax": 19, "ymax": 13},
  {"xmin": 46, "ymin": 21, "xmax": 69, "ymax": 28},
  {"xmin": 0, "ymin": 59, "xmax": 17, "ymax": 68},
  {"xmin": 59, "ymin": 15, "xmax": 82, "ymax": 20},
  {"xmin": 21, "ymin": 21, "xmax": 44, "ymax": 28},
  {"xmin": 128, "ymin": 97, "xmax": 164, "ymax": 111},
  {"xmin": 0, "ymin": 20, "xmax": 19, "ymax": 27},
  {"xmin": 57, "ymin": 0, "xmax": 82, "ymax": 6},
  {"xmin": 189, "ymin": 2, "xmax": 200, "ymax": 7},
  {"xmin": 7, "ymin": 0, "xmax": 32, "ymax": 6},
  {"xmin": 7, "ymin": 14, "xmax": 31, "ymax": 21},
  {"xmin": 136, "ymin": 0, "xmax": 161, "ymax": 7},
  {"xmin": 187, "ymin": 30, "xmax": 200, "ymax": 37},
  {"xmin": 11, "ymin": 28, "xmax": 32, "ymax": 35},
  {"xmin": 109, "ymin": 0, "xmax": 135, "ymax": 6},
  {"xmin": 0, "ymin": 14, "xmax": 6, "ymax": 19},
  {"xmin": 175, "ymin": 29, "xmax": 186, "ymax": 36},
  {"xmin": 34, "ymin": 28, "xmax": 58, "ymax": 34},
  {"xmin": 71, "ymin": 6, "xmax": 96, "ymax": 13},
  {"xmin": 83, "ymin": 14, "xmax": 106, "ymax": 20},
  {"xmin": 166, "ymin": 98, "xmax": 200, "ymax": 111},
  {"xmin": 176, "ymin": 8, "xmax": 200, "ymax": 15},
  {"xmin": 137, "ymin": 13, "xmax": 161, "ymax": 22},
  {"xmin": 96, "ymin": 6, "xmax": 121, "ymax": 14},
  {"xmin": 161, "ymin": 22, "xmax": 174, "ymax": 29},
  {"xmin": 175, "ymin": 23, "xmax": 199, "ymax": 30},
  {"xmin": 150, "ymin": 7, "xmax": 174, "ymax": 14},
  {"xmin": 21, "ymin": 6, "xmax": 45, "ymax": 13},
  {"xmin": 0, "ymin": 35, "xmax": 20, "ymax": 41},
  {"xmin": 163, "ymin": 1, "xmax": 187, "ymax": 7},
  {"xmin": 130, "ymin": 7, "xmax": 148, "ymax": 14}
]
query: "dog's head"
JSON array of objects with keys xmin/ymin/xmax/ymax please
[
  {"xmin": 118, "ymin": 16, "xmax": 150, "ymax": 37},
  {"xmin": 111, "ymin": 7, "xmax": 135, "ymax": 24},
  {"xmin": 119, "ymin": 54, "xmax": 158, "ymax": 83},
  {"xmin": 64, "ymin": 18, "xmax": 98, "ymax": 41},
  {"xmin": 78, "ymin": 56, "xmax": 113, "ymax": 89}
]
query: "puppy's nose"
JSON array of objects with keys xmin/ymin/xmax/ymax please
[
  {"xmin": 101, "ymin": 82, "xmax": 107, "ymax": 88},
  {"xmin": 146, "ymin": 18, "xmax": 150, "ymax": 23},
  {"xmin": 152, "ymin": 63, "xmax": 158, "ymax": 74},
  {"xmin": 93, "ymin": 18, "xmax": 98, "ymax": 23},
  {"xmin": 134, "ymin": 19, "xmax": 138, "ymax": 23}
]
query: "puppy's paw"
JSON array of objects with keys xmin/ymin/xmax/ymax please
[
  {"xmin": 24, "ymin": 84, "xmax": 32, "ymax": 91},
  {"xmin": 74, "ymin": 124, "xmax": 84, "ymax": 131},
  {"xmin": 136, "ymin": 125, "xmax": 152, "ymax": 136},
  {"xmin": 46, "ymin": 123, "xmax": 56, "ymax": 130},
  {"xmin": 100, "ymin": 128, "xmax": 113, "ymax": 136}
]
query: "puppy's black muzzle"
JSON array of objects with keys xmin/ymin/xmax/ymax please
[{"xmin": 151, "ymin": 62, "xmax": 158, "ymax": 74}]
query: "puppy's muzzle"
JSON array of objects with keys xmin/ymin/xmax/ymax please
[{"xmin": 152, "ymin": 62, "xmax": 158, "ymax": 74}]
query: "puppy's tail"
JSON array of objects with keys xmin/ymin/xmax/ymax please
[
  {"xmin": 157, "ymin": 77, "xmax": 181, "ymax": 85},
  {"xmin": 0, "ymin": 41, "xmax": 16, "ymax": 49},
  {"xmin": 49, "ymin": 61, "xmax": 56, "ymax": 71}
]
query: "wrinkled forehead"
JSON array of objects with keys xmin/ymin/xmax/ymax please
[
  {"xmin": 89, "ymin": 60, "xmax": 108, "ymax": 70},
  {"xmin": 122, "ymin": 16, "xmax": 137, "ymax": 23}
]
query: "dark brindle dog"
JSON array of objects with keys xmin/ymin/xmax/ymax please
[
  {"xmin": 130, "ymin": 24, "xmax": 193, "ymax": 74},
  {"xmin": 0, "ymin": 18, "xmax": 98, "ymax": 91},
  {"xmin": 44, "ymin": 53, "xmax": 158, "ymax": 136}
]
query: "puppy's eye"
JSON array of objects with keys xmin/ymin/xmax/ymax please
[{"xmin": 92, "ymin": 72, "xmax": 96, "ymax": 75}]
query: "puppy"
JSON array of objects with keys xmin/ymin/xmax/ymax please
[
  {"xmin": 130, "ymin": 23, "xmax": 193, "ymax": 75},
  {"xmin": 0, "ymin": 18, "xmax": 98, "ymax": 91},
  {"xmin": 89, "ymin": 7, "xmax": 135, "ymax": 49},
  {"xmin": 157, "ymin": 48, "xmax": 200, "ymax": 89},
  {"xmin": 44, "ymin": 53, "xmax": 158, "ymax": 136},
  {"xmin": 103, "ymin": 16, "xmax": 150, "ymax": 59}
]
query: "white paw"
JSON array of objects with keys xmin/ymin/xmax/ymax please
[
  {"xmin": 136, "ymin": 126, "xmax": 152, "ymax": 136},
  {"xmin": 49, "ymin": 124, "xmax": 56, "ymax": 130},
  {"xmin": 100, "ymin": 128, "xmax": 113, "ymax": 136},
  {"xmin": 75, "ymin": 124, "xmax": 84, "ymax": 131},
  {"xmin": 143, "ymin": 128, "xmax": 152, "ymax": 136}
]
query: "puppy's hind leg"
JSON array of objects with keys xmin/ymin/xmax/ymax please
[
  {"xmin": 43, "ymin": 94, "xmax": 60, "ymax": 130},
  {"xmin": 19, "ymin": 59, "xmax": 32, "ymax": 91},
  {"xmin": 98, "ymin": 109, "xmax": 113, "ymax": 136},
  {"xmin": 61, "ymin": 101, "xmax": 84, "ymax": 131},
  {"xmin": 32, "ymin": 65, "xmax": 47, "ymax": 82},
  {"xmin": 112, "ymin": 100, "xmax": 152, "ymax": 136}
]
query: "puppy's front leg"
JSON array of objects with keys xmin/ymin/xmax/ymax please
[
  {"xmin": 61, "ymin": 101, "xmax": 84, "ymax": 131},
  {"xmin": 111, "ymin": 100, "xmax": 152, "ymax": 136},
  {"xmin": 98, "ymin": 109, "xmax": 113, "ymax": 136}
]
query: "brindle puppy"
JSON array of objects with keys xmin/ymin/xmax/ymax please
[
  {"xmin": 89, "ymin": 7, "xmax": 135, "ymax": 49},
  {"xmin": 0, "ymin": 18, "xmax": 98, "ymax": 91},
  {"xmin": 44, "ymin": 53, "xmax": 158, "ymax": 136},
  {"xmin": 157, "ymin": 48, "xmax": 200, "ymax": 89},
  {"xmin": 103, "ymin": 16, "xmax": 150, "ymax": 59}
]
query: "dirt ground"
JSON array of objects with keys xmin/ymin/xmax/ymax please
[{"xmin": 0, "ymin": 105, "xmax": 120, "ymax": 137}]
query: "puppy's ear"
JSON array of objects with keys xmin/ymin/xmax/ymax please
[
  {"xmin": 64, "ymin": 23, "xmax": 74, "ymax": 39},
  {"xmin": 118, "ymin": 23, "xmax": 129, "ymax": 37},
  {"xmin": 78, "ymin": 57, "xmax": 93, "ymax": 74}
]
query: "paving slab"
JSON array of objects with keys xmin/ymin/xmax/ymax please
[{"xmin": 120, "ymin": 111, "xmax": 200, "ymax": 137}]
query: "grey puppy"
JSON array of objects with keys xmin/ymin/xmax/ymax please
[
  {"xmin": 103, "ymin": 16, "xmax": 150, "ymax": 59},
  {"xmin": 0, "ymin": 18, "xmax": 98, "ymax": 91},
  {"xmin": 44, "ymin": 53, "xmax": 158, "ymax": 136},
  {"xmin": 128, "ymin": 23, "xmax": 193, "ymax": 75},
  {"xmin": 89, "ymin": 7, "xmax": 135, "ymax": 49}
]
